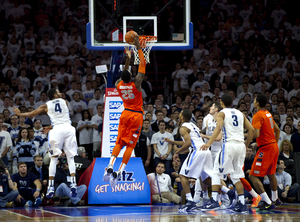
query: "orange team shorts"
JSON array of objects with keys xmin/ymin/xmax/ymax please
[
  {"xmin": 249, "ymin": 143, "xmax": 279, "ymax": 177},
  {"xmin": 115, "ymin": 110, "xmax": 143, "ymax": 148}
]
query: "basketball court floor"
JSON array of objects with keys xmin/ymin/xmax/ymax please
[{"xmin": 1, "ymin": 203, "xmax": 300, "ymax": 221}]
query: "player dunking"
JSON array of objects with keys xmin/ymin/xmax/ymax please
[
  {"xmin": 103, "ymin": 34, "xmax": 146, "ymax": 187},
  {"xmin": 13, "ymin": 89, "xmax": 78, "ymax": 198},
  {"xmin": 200, "ymin": 94, "xmax": 254, "ymax": 213},
  {"xmin": 249, "ymin": 94, "xmax": 281, "ymax": 210}
]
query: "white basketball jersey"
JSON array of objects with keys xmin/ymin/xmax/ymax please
[
  {"xmin": 181, "ymin": 122, "xmax": 204, "ymax": 151},
  {"xmin": 46, "ymin": 98, "xmax": 71, "ymax": 126},
  {"xmin": 206, "ymin": 118, "xmax": 223, "ymax": 151},
  {"xmin": 220, "ymin": 108, "xmax": 244, "ymax": 142}
]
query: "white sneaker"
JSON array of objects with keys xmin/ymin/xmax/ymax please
[
  {"xmin": 220, "ymin": 198, "xmax": 231, "ymax": 209},
  {"xmin": 196, "ymin": 197, "xmax": 210, "ymax": 208},
  {"xmin": 103, "ymin": 165, "xmax": 113, "ymax": 182},
  {"xmin": 110, "ymin": 170, "xmax": 121, "ymax": 187},
  {"xmin": 46, "ymin": 186, "xmax": 55, "ymax": 199}
]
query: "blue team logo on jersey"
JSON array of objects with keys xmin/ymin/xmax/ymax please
[
  {"xmin": 109, "ymin": 113, "xmax": 121, "ymax": 121},
  {"xmin": 110, "ymin": 135, "xmax": 118, "ymax": 142},
  {"xmin": 109, "ymin": 101, "xmax": 123, "ymax": 109},
  {"xmin": 109, "ymin": 124, "xmax": 119, "ymax": 131}
]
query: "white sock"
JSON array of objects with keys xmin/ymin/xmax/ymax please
[
  {"xmin": 186, "ymin": 193, "xmax": 193, "ymax": 202},
  {"xmin": 271, "ymin": 190, "xmax": 278, "ymax": 202},
  {"xmin": 217, "ymin": 194, "xmax": 221, "ymax": 203},
  {"xmin": 221, "ymin": 186, "xmax": 230, "ymax": 193},
  {"xmin": 212, "ymin": 191, "xmax": 218, "ymax": 202},
  {"xmin": 249, "ymin": 189, "xmax": 258, "ymax": 198},
  {"xmin": 203, "ymin": 190, "xmax": 209, "ymax": 199},
  {"xmin": 119, "ymin": 162, "xmax": 127, "ymax": 172},
  {"xmin": 238, "ymin": 195, "xmax": 245, "ymax": 204},
  {"xmin": 48, "ymin": 179, "xmax": 54, "ymax": 187},
  {"xmin": 109, "ymin": 156, "xmax": 116, "ymax": 166},
  {"xmin": 260, "ymin": 192, "xmax": 272, "ymax": 205}
]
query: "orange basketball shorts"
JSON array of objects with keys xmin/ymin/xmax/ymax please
[
  {"xmin": 115, "ymin": 109, "xmax": 143, "ymax": 147},
  {"xmin": 249, "ymin": 143, "xmax": 279, "ymax": 177}
]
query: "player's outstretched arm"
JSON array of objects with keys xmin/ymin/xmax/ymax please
[
  {"xmin": 124, "ymin": 45, "xmax": 131, "ymax": 70},
  {"xmin": 132, "ymin": 35, "xmax": 146, "ymax": 91},
  {"xmin": 13, "ymin": 104, "xmax": 47, "ymax": 118},
  {"xmin": 162, "ymin": 137, "xmax": 184, "ymax": 146},
  {"xmin": 243, "ymin": 115, "xmax": 254, "ymax": 148}
]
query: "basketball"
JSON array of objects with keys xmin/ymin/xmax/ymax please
[{"xmin": 125, "ymin": 30, "xmax": 137, "ymax": 44}]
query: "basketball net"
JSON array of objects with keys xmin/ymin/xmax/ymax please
[{"xmin": 132, "ymin": 36, "xmax": 157, "ymax": 65}]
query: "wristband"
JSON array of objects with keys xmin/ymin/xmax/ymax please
[{"xmin": 36, "ymin": 188, "xmax": 41, "ymax": 192}]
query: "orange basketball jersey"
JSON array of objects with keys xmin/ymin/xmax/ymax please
[
  {"xmin": 252, "ymin": 109, "xmax": 276, "ymax": 147},
  {"xmin": 117, "ymin": 81, "xmax": 143, "ymax": 112}
]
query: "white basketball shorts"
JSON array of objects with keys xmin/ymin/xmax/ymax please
[
  {"xmin": 213, "ymin": 141, "xmax": 245, "ymax": 180},
  {"xmin": 180, "ymin": 149, "xmax": 212, "ymax": 180},
  {"xmin": 48, "ymin": 123, "xmax": 78, "ymax": 158}
]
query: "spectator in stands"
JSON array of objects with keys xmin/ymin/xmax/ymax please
[
  {"xmin": 91, "ymin": 104, "xmax": 103, "ymax": 158},
  {"xmin": 176, "ymin": 61, "xmax": 192, "ymax": 98},
  {"xmin": 151, "ymin": 110, "xmax": 166, "ymax": 133},
  {"xmin": 70, "ymin": 92, "xmax": 87, "ymax": 128},
  {"xmin": 11, "ymin": 162, "xmax": 42, "ymax": 207},
  {"xmin": 244, "ymin": 143, "xmax": 256, "ymax": 183},
  {"xmin": 0, "ymin": 117, "xmax": 13, "ymax": 166},
  {"xmin": 77, "ymin": 110, "xmax": 93, "ymax": 161},
  {"xmin": 267, "ymin": 160, "xmax": 300, "ymax": 203},
  {"xmin": 35, "ymin": 92, "xmax": 51, "ymax": 126},
  {"xmin": 54, "ymin": 157, "xmax": 86, "ymax": 206},
  {"xmin": 88, "ymin": 89, "xmax": 103, "ymax": 116},
  {"xmin": 141, "ymin": 119, "xmax": 155, "ymax": 142},
  {"xmin": 15, "ymin": 128, "xmax": 37, "ymax": 168},
  {"xmin": 31, "ymin": 81, "xmax": 43, "ymax": 102},
  {"xmin": 282, "ymin": 123, "xmax": 293, "ymax": 141},
  {"xmin": 165, "ymin": 158, "xmax": 182, "ymax": 196},
  {"xmin": 134, "ymin": 122, "xmax": 152, "ymax": 174},
  {"xmin": 74, "ymin": 146, "xmax": 92, "ymax": 174},
  {"xmin": 28, "ymin": 155, "xmax": 49, "ymax": 193},
  {"xmin": 278, "ymin": 140, "xmax": 294, "ymax": 161},
  {"xmin": 0, "ymin": 165, "xmax": 19, "ymax": 208},
  {"xmin": 7, "ymin": 115, "xmax": 20, "ymax": 144},
  {"xmin": 147, "ymin": 162, "xmax": 181, "ymax": 204},
  {"xmin": 151, "ymin": 121, "xmax": 173, "ymax": 170},
  {"xmin": 291, "ymin": 122, "xmax": 300, "ymax": 153}
]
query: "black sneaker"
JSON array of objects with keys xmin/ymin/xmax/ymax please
[
  {"xmin": 258, "ymin": 202, "xmax": 276, "ymax": 211},
  {"xmin": 273, "ymin": 198, "xmax": 282, "ymax": 206},
  {"xmin": 179, "ymin": 200, "xmax": 197, "ymax": 213},
  {"xmin": 232, "ymin": 200, "xmax": 248, "ymax": 213}
]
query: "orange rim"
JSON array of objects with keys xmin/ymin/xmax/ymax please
[{"xmin": 139, "ymin": 35, "xmax": 157, "ymax": 48}]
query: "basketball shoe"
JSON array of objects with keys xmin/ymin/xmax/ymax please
[
  {"xmin": 110, "ymin": 170, "xmax": 121, "ymax": 187},
  {"xmin": 103, "ymin": 165, "xmax": 113, "ymax": 182}
]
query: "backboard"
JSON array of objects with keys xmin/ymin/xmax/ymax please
[{"xmin": 87, "ymin": 0, "xmax": 193, "ymax": 51}]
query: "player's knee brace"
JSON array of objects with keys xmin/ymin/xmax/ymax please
[
  {"xmin": 231, "ymin": 178, "xmax": 240, "ymax": 185},
  {"xmin": 67, "ymin": 156, "xmax": 76, "ymax": 174}
]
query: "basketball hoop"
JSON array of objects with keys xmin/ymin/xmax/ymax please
[{"xmin": 132, "ymin": 35, "xmax": 157, "ymax": 65}]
